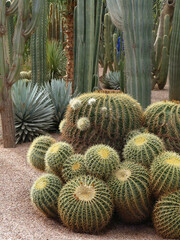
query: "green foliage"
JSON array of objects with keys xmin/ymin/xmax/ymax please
[
  {"xmin": 30, "ymin": 174, "xmax": 63, "ymax": 217},
  {"xmin": 62, "ymin": 154, "xmax": 86, "ymax": 182},
  {"xmin": 61, "ymin": 92, "xmax": 144, "ymax": 153},
  {"xmin": 47, "ymin": 41, "xmax": 66, "ymax": 80},
  {"xmin": 150, "ymin": 151, "xmax": 180, "ymax": 198},
  {"xmin": 123, "ymin": 133, "xmax": 165, "ymax": 167},
  {"xmin": 45, "ymin": 79, "xmax": 71, "ymax": 130},
  {"xmin": 153, "ymin": 190, "xmax": 180, "ymax": 239},
  {"xmin": 45, "ymin": 142, "xmax": 74, "ymax": 177},
  {"xmin": 108, "ymin": 161, "xmax": 152, "ymax": 223},
  {"xmin": 101, "ymin": 71, "xmax": 125, "ymax": 91},
  {"xmin": 58, "ymin": 175, "xmax": 114, "ymax": 233},
  {"xmin": 12, "ymin": 81, "xmax": 55, "ymax": 143},
  {"xmin": 85, "ymin": 144, "xmax": 120, "ymax": 180},
  {"xmin": 27, "ymin": 135, "xmax": 56, "ymax": 171},
  {"xmin": 144, "ymin": 101, "xmax": 180, "ymax": 153}
]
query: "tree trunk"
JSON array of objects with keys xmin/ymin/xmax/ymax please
[{"xmin": 0, "ymin": 90, "xmax": 15, "ymax": 148}]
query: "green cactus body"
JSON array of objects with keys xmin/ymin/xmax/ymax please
[
  {"xmin": 153, "ymin": 190, "xmax": 180, "ymax": 239},
  {"xmin": 62, "ymin": 92, "xmax": 144, "ymax": 153},
  {"xmin": 62, "ymin": 154, "xmax": 86, "ymax": 182},
  {"xmin": 30, "ymin": 174, "xmax": 63, "ymax": 217},
  {"xmin": 107, "ymin": 161, "xmax": 152, "ymax": 223},
  {"xmin": 125, "ymin": 127, "xmax": 147, "ymax": 144},
  {"xmin": 45, "ymin": 142, "xmax": 74, "ymax": 177},
  {"xmin": 150, "ymin": 151, "xmax": 180, "ymax": 198},
  {"xmin": 85, "ymin": 144, "xmax": 120, "ymax": 180},
  {"xmin": 123, "ymin": 133, "xmax": 165, "ymax": 168},
  {"xmin": 58, "ymin": 175, "xmax": 114, "ymax": 233},
  {"xmin": 27, "ymin": 136, "xmax": 56, "ymax": 171},
  {"xmin": 59, "ymin": 119, "xmax": 67, "ymax": 133},
  {"xmin": 144, "ymin": 101, "xmax": 180, "ymax": 153}
]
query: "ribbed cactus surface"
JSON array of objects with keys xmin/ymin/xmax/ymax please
[
  {"xmin": 123, "ymin": 133, "xmax": 165, "ymax": 167},
  {"xmin": 27, "ymin": 135, "xmax": 56, "ymax": 171},
  {"xmin": 61, "ymin": 92, "xmax": 144, "ymax": 152},
  {"xmin": 85, "ymin": 144, "xmax": 120, "ymax": 180},
  {"xmin": 144, "ymin": 101, "xmax": 180, "ymax": 153},
  {"xmin": 150, "ymin": 151, "xmax": 180, "ymax": 198},
  {"xmin": 58, "ymin": 175, "xmax": 114, "ymax": 233},
  {"xmin": 125, "ymin": 127, "xmax": 147, "ymax": 144},
  {"xmin": 45, "ymin": 142, "xmax": 74, "ymax": 177},
  {"xmin": 108, "ymin": 161, "xmax": 152, "ymax": 223},
  {"xmin": 153, "ymin": 190, "xmax": 180, "ymax": 239},
  {"xmin": 31, "ymin": 174, "xmax": 63, "ymax": 217},
  {"xmin": 62, "ymin": 154, "xmax": 86, "ymax": 182}
]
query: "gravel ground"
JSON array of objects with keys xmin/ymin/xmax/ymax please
[{"xmin": 0, "ymin": 87, "xmax": 170, "ymax": 240}]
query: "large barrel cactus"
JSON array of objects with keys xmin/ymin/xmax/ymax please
[
  {"xmin": 61, "ymin": 92, "xmax": 144, "ymax": 152},
  {"xmin": 144, "ymin": 101, "xmax": 180, "ymax": 153}
]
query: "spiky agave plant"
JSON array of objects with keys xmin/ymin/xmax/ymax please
[
  {"xmin": 45, "ymin": 79, "xmax": 72, "ymax": 130},
  {"xmin": 47, "ymin": 40, "xmax": 67, "ymax": 80},
  {"xmin": 12, "ymin": 81, "xmax": 55, "ymax": 143},
  {"xmin": 101, "ymin": 71, "xmax": 125, "ymax": 91}
]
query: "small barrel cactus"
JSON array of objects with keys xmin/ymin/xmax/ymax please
[
  {"xmin": 85, "ymin": 144, "xmax": 120, "ymax": 180},
  {"xmin": 108, "ymin": 161, "xmax": 152, "ymax": 223},
  {"xmin": 27, "ymin": 136, "xmax": 56, "ymax": 171},
  {"xmin": 30, "ymin": 174, "xmax": 63, "ymax": 217},
  {"xmin": 62, "ymin": 154, "xmax": 87, "ymax": 182},
  {"xmin": 144, "ymin": 101, "xmax": 180, "ymax": 153},
  {"xmin": 123, "ymin": 133, "xmax": 165, "ymax": 167},
  {"xmin": 125, "ymin": 127, "xmax": 147, "ymax": 144},
  {"xmin": 61, "ymin": 92, "xmax": 144, "ymax": 153},
  {"xmin": 58, "ymin": 175, "xmax": 114, "ymax": 233},
  {"xmin": 45, "ymin": 142, "xmax": 74, "ymax": 177},
  {"xmin": 153, "ymin": 190, "xmax": 180, "ymax": 239},
  {"xmin": 150, "ymin": 151, "xmax": 180, "ymax": 198},
  {"xmin": 59, "ymin": 119, "xmax": 67, "ymax": 133}
]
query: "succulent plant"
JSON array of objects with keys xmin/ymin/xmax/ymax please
[
  {"xmin": 144, "ymin": 101, "xmax": 180, "ymax": 153},
  {"xmin": 150, "ymin": 151, "xmax": 180, "ymax": 198},
  {"xmin": 19, "ymin": 71, "xmax": 32, "ymax": 80},
  {"xmin": 62, "ymin": 154, "xmax": 86, "ymax": 182},
  {"xmin": 85, "ymin": 144, "xmax": 120, "ymax": 180},
  {"xmin": 45, "ymin": 79, "xmax": 72, "ymax": 130},
  {"xmin": 123, "ymin": 133, "xmax": 165, "ymax": 167},
  {"xmin": 30, "ymin": 174, "xmax": 63, "ymax": 217},
  {"xmin": 77, "ymin": 117, "xmax": 91, "ymax": 131},
  {"xmin": 59, "ymin": 119, "xmax": 67, "ymax": 133},
  {"xmin": 124, "ymin": 127, "xmax": 147, "ymax": 144},
  {"xmin": 101, "ymin": 71, "xmax": 125, "ymax": 91},
  {"xmin": 61, "ymin": 92, "xmax": 144, "ymax": 153},
  {"xmin": 58, "ymin": 175, "xmax": 114, "ymax": 233},
  {"xmin": 108, "ymin": 161, "xmax": 152, "ymax": 223},
  {"xmin": 27, "ymin": 135, "xmax": 56, "ymax": 171},
  {"xmin": 153, "ymin": 190, "xmax": 180, "ymax": 239},
  {"xmin": 45, "ymin": 142, "xmax": 74, "ymax": 177},
  {"xmin": 12, "ymin": 81, "xmax": 55, "ymax": 143}
]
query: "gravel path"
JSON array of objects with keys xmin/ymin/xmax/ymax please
[{"xmin": 0, "ymin": 87, "xmax": 170, "ymax": 240}]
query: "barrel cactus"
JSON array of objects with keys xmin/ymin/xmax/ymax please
[
  {"xmin": 61, "ymin": 92, "xmax": 144, "ymax": 152},
  {"xmin": 144, "ymin": 101, "xmax": 180, "ymax": 153},
  {"xmin": 62, "ymin": 154, "xmax": 87, "ymax": 182},
  {"xmin": 30, "ymin": 174, "xmax": 63, "ymax": 217},
  {"xmin": 45, "ymin": 142, "xmax": 74, "ymax": 177},
  {"xmin": 125, "ymin": 127, "xmax": 147, "ymax": 144},
  {"xmin": 27, "ymin": 135, "xmax": 56, "ymax": 171},
  {"xmin": 85, "ymin": 144, "xmax": 120, "ymax": 180},
  {"xmin": 153, "ymin": 190, "xmax": 180, "ymax": 239},
  {"xmin": 123, "ymin": 133, "xmax": 165, "ymax": 167},
  {"xmin": 150, "ymin": 151, "xmax": 180, "ymax": 198},
  {"xmin": 58, "ymin": 175, "xmax": 114, "ymax": 233},
  {"xmin": 108, "ymin": 161, "xmax": 152, "ymax": 223}
]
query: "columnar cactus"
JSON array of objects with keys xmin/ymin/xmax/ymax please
[
  {"xmin": 58, "ymin": 175, "xmax": 114, "ymax": 233},
  {"xmin": 108, "ymin": 161, "xmax": 152, "ymax": 223},
  {"xmin": 61, "ymin": 92, "xmax": 144, "ymax": 153},
  {"xmin": 123, "ymin": 133, "xmax": 165, "ymax": 167},
  {"xmin": 153, "ymin": 190, "xmax": 180, "ymax": 239},
  {"xmin": 31, "ymin": 174, "xmax": 63, "ymax": 217},
  {"xmin": 144, "ymin": 101, "xmax": 180, "ymax": 153},
  {"xmin": 150, "ymin": 151, "xmax": 180, "ymax": 198}
]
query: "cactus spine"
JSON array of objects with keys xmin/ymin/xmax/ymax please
[
  {"xmin": 31, "ymin": 0, "xmax": 48, "ymax": 86},
  {"xmin": 107, "ymin": 0, "xmax": 153, "ymax": 108},
  {"xmin": 58, "ymin": 175, "xmax": 114, "ymax": 233},
  {"xmin": 169, "ymin": 0, "xmax": 180, "ymax": 101},
  {"xmin": 0, "ymin": 0, "xmax": 44, "ymax": 147},
  {"xmin": 74, "ymin": 0, "xmax": 103, "ymax": 92}
]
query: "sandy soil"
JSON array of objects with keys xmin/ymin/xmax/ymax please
[{"xmin": 0, "ymin": 86, "xmax": 170, "ymax": 240}]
